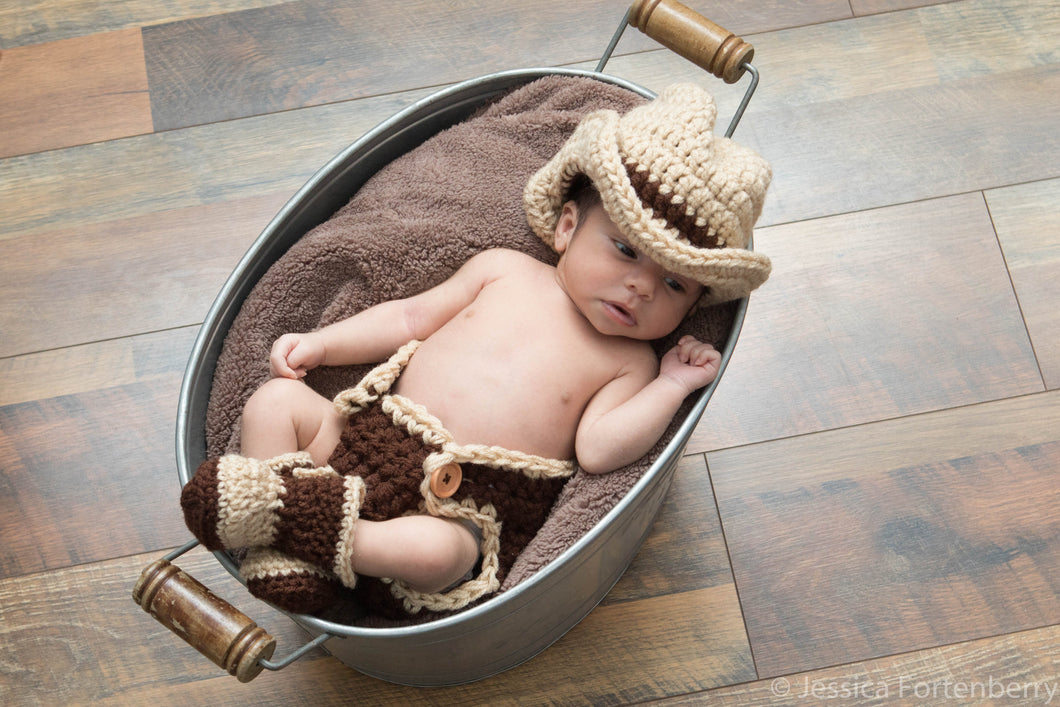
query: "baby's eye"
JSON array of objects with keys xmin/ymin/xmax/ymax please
[
  {"xmin": 664, "ymin": 277, "xmax": 686, "ymax": 293},
  {"xmin": 613, "ymin": 240, "xmax": 636, "ymax": 258}
]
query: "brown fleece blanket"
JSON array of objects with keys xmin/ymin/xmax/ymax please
[{"xmin": 204, "ymin": 75, "xmax": 736, "ymax": 614}]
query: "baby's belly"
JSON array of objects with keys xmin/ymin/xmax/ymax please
[{"xmin": 392, "ymin": 345, "xmax": 580, "ymax": 461}]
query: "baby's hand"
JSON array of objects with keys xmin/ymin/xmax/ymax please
[
  {"xmin": 270, "ymin": 333, "xmax": 326, "ymax": 379},
  {"xmin": 660, "ymin": 335, "xmax": 722, "ymax": 393}
]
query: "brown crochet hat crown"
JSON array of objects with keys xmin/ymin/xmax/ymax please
[{"xmin": 524, "ymin": 83, "xmax": 772, "ymax": 303}]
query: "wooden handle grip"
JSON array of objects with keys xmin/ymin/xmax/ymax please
[
  {"xmin": 629, "ymin": 0, "xmax": 754, "ymax": 83},
  {"xmin": 133, "ymin": 558, "xmax": 277, "ymax": 683}
]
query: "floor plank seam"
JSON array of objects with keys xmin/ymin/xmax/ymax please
[
  {"xmin": 0, "ymin": 323, "xmax": 203, "ymax": 364},
  {"xmin": 979, "ymin": 190, "xmax": 1051, "ymax": 391},
  {"xmin": 756, "ymin": 180, "xmax": 1060, "ymax": 234},
  {"xmin": 701, "ymin": 450, "xmax": 762, "ymax": 681},
  {"xmin": 699, "ymin": 387, "xmax": 1056, "ymax": 458}
]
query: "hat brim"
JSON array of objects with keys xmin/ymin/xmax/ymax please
[{"xmin": 524, "ymin": 111, "xmax": 770, "ymax": 304}]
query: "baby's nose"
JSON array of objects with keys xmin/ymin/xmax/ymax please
[{"xmin": 626, "ymin": 267, "xmax": 656, "ymax": 299}]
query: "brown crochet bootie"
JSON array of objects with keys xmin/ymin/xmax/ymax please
[
  {"xmin": 181, "ymin": 452, "xmax": 314, "ymax": 550},
  {"xmin": 180, "ymin": 451, "xmax": 364, "ymax": 591},
  {"xmin": 240, "ymin": 547, "xmax": 343, "ymax": 615}
]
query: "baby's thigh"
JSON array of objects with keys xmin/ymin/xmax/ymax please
[{"xmin": 245, "ymin": 377, "xmax": 345, "ymax": 462}]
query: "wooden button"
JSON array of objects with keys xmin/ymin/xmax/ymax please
[{"xmin": 429, "ymin": 462, "xmax": 462, "ymax": 498}]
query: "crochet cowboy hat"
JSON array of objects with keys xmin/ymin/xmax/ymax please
[{"xmin": 524, "ymin": 83, "xmax": 772, "ymax": 304}]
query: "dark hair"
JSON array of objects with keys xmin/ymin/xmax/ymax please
[{"xmin": 567, "ymin": 174, "xmax": 602, "ymax": 230}]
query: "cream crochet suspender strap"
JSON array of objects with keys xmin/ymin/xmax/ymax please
[{"xmin": 332, "ymin": 340, "xmax": 422, "ymax": 415}]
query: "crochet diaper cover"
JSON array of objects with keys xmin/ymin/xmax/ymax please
[{"xmin": 330, "ymin": 340, "xmax": 575, "ymax": 617}]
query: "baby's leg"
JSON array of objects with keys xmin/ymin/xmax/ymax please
[
  {"xmin": 183, "ymin": 450, "xmax": 480, "ymax": 595},
  {"xmin": 352, "ymin": 515, "xmax": 480, "ymax": 594},
  {"xmin": 241, "ymin": 377, "xmax": 346, "ymax": 465}
]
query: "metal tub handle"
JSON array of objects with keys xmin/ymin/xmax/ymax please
[
  {"xmin": 132, "ymin": 540, "xmax": 333, "ymax": 682},
  {"xmin": 627, "ymin": 0, "xmax": 754, "ymax": 83},
  {"xmin": 598, "ymin": 0, "xmax": 759, "ymax": 136}
]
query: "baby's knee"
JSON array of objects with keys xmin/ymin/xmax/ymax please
[
  {"xmin": 414, "ymin": 519, "xmax": 480, "ymax": 592},
  {"xmin": 242, "ymin": 377, "xmax": 317, "ymax": 431},
  {"xmin": 245, "ymin": 377, "xmax": 304, "ymax": 412},
  {"xmin": 357, "ymin": 516, "xmax": 479, "ymax": 593},
  {"xmin": 242, "ymin": 377, "xmax": 344, "ymax": 463}
]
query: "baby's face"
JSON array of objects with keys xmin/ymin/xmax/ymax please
[{"xmin": 553, "ymin": 202, "xmax": 703, "ymax": 340}]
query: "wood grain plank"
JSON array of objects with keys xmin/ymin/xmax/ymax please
[
  {"xmin": 0, "ymin": 88, "xmax": 429, "ymax": 241},
  {"xmin": 0, "ymin": 192, "xmax": 286, "ymax": 358},
  {"xmin": 747, "ymin": 64, "xmax": 1060, "ymax": 226},
  {"xmin": 141, "ymin": 0, "xmax": 851, "ymax": 131},
  {"xmin": 604, "ymin": 454, "xmax": 740, "ymax": 603},
  {"xmin": 0, "ymin": 548, "xmax": 332, "ymax": 704},
  {"xmin": 986, "ymin": 178, "xmax": 1060, "ymax": 389},
  {"xmin": 851, "ymin": 0, "xmax": 964, "ymax": 15},
  {"xmin": 0, "ymin": 343, "xmax": 194, "ymax": 578},
  {"xmin": 707, "ymin": 389, "xmax": 1060, "ymax": 677},
  {"xmin": 707, "ymin": 392, "xmax": 1060, "ymax": 489},
  {"xmin": 140, "ymin": 0, "xmax": 641, "ymax": 131},
  {"xmin": 593, "ymin": 9, "xmax": 941, "ymax": 115},
  {"xmin": 0, "ymin": 29, "xmax": 153, "ymax": 158},
  {"xmin": 106, "ymin": 584, "xmax": 751, "ymax": 705},
  {"xmin": 660, "ymin": 624, "xmax": 1060, "ymax": 705},
  {"xmin": 0, "ymin": 328, "xmax": 197, "ymax": 407},
  {"xmin": 688, "ymin": 193, "xmax": 1041, "ymax": 452},
  {"xmin": 1, "ymin": 519, "xmax": 751, "ymax": 705},
  {"xmin": 382, "ymin": 585, "xmax": 752, "ymax": 706},
  {"xmin": 499, "ymin": 0, "xmax": 1057, "ymax": 123},
  {"xmin": 751, "ymin": 0, "xmax": 1060, "ymax": 110},
  {"xmin": 916, "ymin": 0, "xmax": 1060, "ymax": 82},
  {"xmin": 0, "ymin": 0, "xmax": 288, "ymax": 49},
  {"xmin": 733, "ymin": 11, "xmax": 941, "ymax": 109}
]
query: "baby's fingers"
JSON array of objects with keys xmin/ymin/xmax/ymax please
[
  {"xmin": 675, "ymin": 336, "xmax": 717, "ymax": 366},
  {"xmin": 269, "ymin": 354, "xmax": 295, "ymax": 379},
  {"xmin": 693, "ymin": 345, "xmax": 721, "ymax": 367},
  {"xmin": 269, "ymin": 335, "xmax": 303, "ymax": 378},
  {"xmin": 686, "ymin": 343, "xmax": 720, "ymax": 369},
  {"xmin": 674, "ymin": 335, "xmax": 697, "ymax": 363},
  {"xmin": 285, "ymin": 348, "xmax": 312, "ymax": 378}
]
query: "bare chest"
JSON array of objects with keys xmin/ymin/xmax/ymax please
[{"xmin": 392, "ymin": 274, "xmax": 624, "ymax": 458}]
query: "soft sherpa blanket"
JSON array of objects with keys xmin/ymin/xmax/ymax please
[{"xmin": 204, "ymin": 75, "xmax": 737, "ymax": 622}]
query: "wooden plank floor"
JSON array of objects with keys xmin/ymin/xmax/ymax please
[{"xmin": 2, "ymin": 0, "xmax": 1058, "ymax": 703}]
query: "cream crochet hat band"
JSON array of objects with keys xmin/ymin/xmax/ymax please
[{"xmin": 524, "ymin": 83, "xmax": 772, "ymax": 304}]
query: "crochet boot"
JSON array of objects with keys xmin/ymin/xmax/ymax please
[
  {"xmin": 180, "ymin": 451, "xmax": 364, "ymax": 592},
  {"xmin": 239, "ymin": 547, "xmax": 342, "ymax": 615},
  {"xmin": 181, "ymin": 452, "xmax": 345, "ymax": 613}
]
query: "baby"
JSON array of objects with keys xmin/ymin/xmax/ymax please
[{"xmin": 181, "ymin": 83, "xmax": 772, "ymax": 618}]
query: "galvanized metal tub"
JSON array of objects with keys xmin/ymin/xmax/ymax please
[{"xmin": 137, "ymin": 1, "xmax": 761, "ymax": 686}]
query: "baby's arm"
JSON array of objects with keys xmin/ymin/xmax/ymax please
[
  {"xmin": 574, "ymin": 336, "xmax": 721, "ymax": 474},
  {"xmin": 270, "ymin": 250, "xmax": 505, "ymax": 379}
]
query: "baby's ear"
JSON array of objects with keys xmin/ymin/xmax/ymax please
[{"xmin": 552, "ymin": 201, "xmax": 579, "ymax": 253}]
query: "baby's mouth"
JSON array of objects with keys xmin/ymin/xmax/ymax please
[{"xmin": 603, "ymin": 301, "xmax": 636, "ymax": 327}]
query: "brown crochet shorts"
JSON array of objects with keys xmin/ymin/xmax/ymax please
[{"xmin": 328, "ymin": 341, "xmax": 575, "ymax": 617}]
